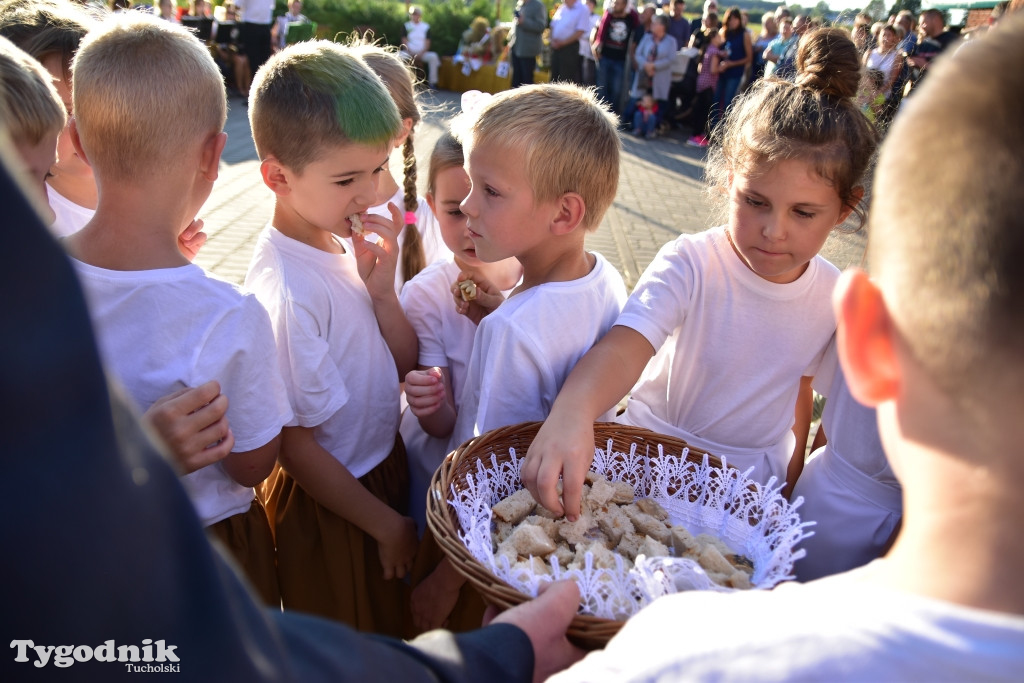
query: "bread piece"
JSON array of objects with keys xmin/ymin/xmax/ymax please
[
  {"xmin": 513, "ymin": 555, "xmax": 551, "ymax": 576},
  {"xmin": 584, "ymin": 471, "xmax": 602, "ymax": 486},
  {"xmin": 587, "ymin": 477, "xmax": 617, "ymax": 508},
  {"xmin": 608, "ymin": 479, "xmax": 636, "ymax": 504},
  {"xmin": 669, "ymin": 524, "xmax": 699, "ymax": 558},
  {"xmin": 595, "ymin": 504, "xmax": 635, "ymax": 547},
  {"xmin": 522, "ymin": 514, "xmax": 559, "ymax": 541},
  {"xmin": 556, "ymin": 512, "xmax": 597, "ymax": 548},
  {"xmin": 635, "ymin": 497, "xmax": 669, "ymax": 521},
  {"xmin": 457, "ymin": 279, "xmax": 477, "ymax": 302},
  {"xmin": 726, "ymin": 570, "xmax": 752, "ymax": 589},
  {"xmin": 695, "ymin": 533, "xmax": 732, "ymax": 556},
  {"xmin": 616, "ymin": 530, "xmax": 643, "ymax": 561},
  {"xmin": 507, "ymin": 522, "xmax": 557, "ymax": 557},
  {"xmin": 553, "ymin": 543, "xmax": 575, "ymax": 568},
  {"xmin": 697, "ymin": 544, "xmax": 736, "ymax": 576},
  {"xmin": 492, "ymin": 488, "xmax": 537, "ymax": 524},
  {"xmin": 637, "ymin": 535, "xmax": 670, "ymax": 560},
  {"xmin": 623, "ymin": 505, "xmax": 671, "ymax": 545},
  {"xmin": 575, "ymin": 541, "xmax": 620, "ymax": 570},
  {"xmin": 349, "ymin": 213, "xmax": 365, "ymax": 236},
  {"xmin": 492, "ymin": 519, "xmax": 515, "ymax": 550},
  {"xmin": 727, "ymin": 553, "xmax": 755, "ymax": 575}
]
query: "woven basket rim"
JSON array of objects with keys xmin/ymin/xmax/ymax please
[{"xmin": 425, "ymin": 420, "xmax": 729, "ymax": 649}]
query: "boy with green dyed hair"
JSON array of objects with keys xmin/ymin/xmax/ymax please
[{"xmin": 244, "ymin": 41, "xmax": 420, "ymax": 636}]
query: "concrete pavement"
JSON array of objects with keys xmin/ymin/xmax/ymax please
[{"xmin": 195, "ymin": 89, "xmax": 866, "ymax": 289}]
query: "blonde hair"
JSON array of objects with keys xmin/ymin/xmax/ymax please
[
  {"xmin": 72, "ymin": 13, "xmax": 225, "ymax": 181},
  {"xmin": 0, "ymin": 35, "xmax": 65, "ymax": 145},
  {"xmin": 706, "ymin": 28, "xmax": 878, "ymax": 227},
  {"xmin": 349, "ymin": 40, "xmax": 428, "ymax": 284},
  {"xmin": 458, "ymin": 83, "xmax": 620, "ymax": 231},
  {"xmin": 870, "ymin": 13, "xmax": 1024, "ymax": 400},
  {"xmin": 249, "ymin": 40, "xmax": 400, "ymax": 173},
  {"xmin": 0, "ymin": 0, "xmax": 98, "ymax": 84}
]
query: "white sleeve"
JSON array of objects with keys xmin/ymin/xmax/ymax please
[
  {"xmin": 400, "ymin": 276, "xmax": 449, "ymax": 369},
  {"xmin": 615, "ymin": 238, "xmax": 696, "ymax": 351},
  {"xmin": 193, "ymin": 296, "xmax": 293, "ymax": 451},
  {"xmin": 470, "ymin": 320, "xmax": 555, "ymax": 435}
]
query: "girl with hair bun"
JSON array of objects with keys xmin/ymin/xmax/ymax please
[{"xmin": 525, "ymin": 28, "xmax": 879, "ymax": 518}]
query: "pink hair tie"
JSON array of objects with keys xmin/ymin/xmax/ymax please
[{"xmin": 404, "ymin": 211, "xmax": 417, "ymax": 225}]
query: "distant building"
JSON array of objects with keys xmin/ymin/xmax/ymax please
[{"xmin": 922, "ymin": 0, "xmax": 1000, "ymax": 29}]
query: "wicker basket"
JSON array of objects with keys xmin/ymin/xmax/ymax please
[{"xmin": 425, "ymin": 421, "xmax": 731, "ymax": 650}]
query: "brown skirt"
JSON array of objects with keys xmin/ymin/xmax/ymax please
[
  {"xmin": 264, "ymin": 437, "xmax": 411, "ymax": 637},
  {"xmin": 410, "ymin": 528, "xmax": 488, "ymax": 635},
  {"xmin": 206, "ymin": 498, "xmax": 281, "ymax": 607}
]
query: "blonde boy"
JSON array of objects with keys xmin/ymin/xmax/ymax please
[
  {"xmin": 0, "ymin": 35, "xmax": 64, "ymax": 214},
  {"xmin": 555, "ymin": 16, "xmax": 1024, "ymax": 680},
  {"xmin": 244, "ymin": 41, "xmax": 419, "ymax": 636},
  {"xmin": 64, "ymin": 14, "xmax": 292, "ymax": 606},
  {"xmin": 447, "ymin": 83, "xmax": 628, "ymax": 449}
]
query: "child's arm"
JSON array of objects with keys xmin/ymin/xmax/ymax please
[
  {"xmin": 523, "ymin": 326, "xmax": 655, "ymax": 519},
  {"xmin": 411, "ymin": 555, "xmax": 465, "ymax": 633},
  {"xmin": 142, "ymin": 380, "xmax": 233, "ymax": 474},
  {"xmin": 221, "ymin": 434, "xmax": 281, "ymax": 488},
  {"xmin": 785, "ymin": 375, "xmax": 814, "ymax": 499},
  {"xmin": 178, "ymin": 218, "xmax": 207, "ymax": 262},
  {"xmin": 405, "ymin": 366, "xmax": 457, "ymax": 438},
  {"xmin": 355, "ymin": 205, "xmax": 419, "ymax": 377},
  {"xmin": 280, "ymin": 425, "xmax": 418, "ymax": 579}
]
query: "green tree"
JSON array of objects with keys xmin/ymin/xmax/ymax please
[
  {"xmin": 812, "ymin": 1, "xmax": 831, "ymax": 18},
  {"xmin": 888, "ymin": 0, "xmax": 922, "ymax": 18},
  {"xmin": 863, "ymin": 0, "xmax": 887, "ymax": 19}
]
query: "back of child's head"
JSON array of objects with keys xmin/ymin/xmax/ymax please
[
  {"xmin": 427, "ymin": 130, "xmax": 463, "ymax": 196},
  {"xmin": 348, "ymin": 40, "xmax": 428, "ymax": 283},
  {"xmin": 707, "ymin": 27, "xmax": 878, "ymax": 226},
  {"xmin": 458, "ymin": 83, "xmax": 620, "ymax": 231},
  {"xmin": 0, "ymin": 35, "xmax": 65, "ymax": 150},
  {"xmin": 72, "ymin": 13, "xmax": 225, "ymax": 182},
  {"xmin": 869, "ymin": 15, "xmax": 1024, "ymax": 406},
  {"xmin": 249, "ymin": 40, "xmax": 401, "ymax": 174},
  {"xmin": 0, "ymin": 0, "xmax": 97, "ymax": 84}
]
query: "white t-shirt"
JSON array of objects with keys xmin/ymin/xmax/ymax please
[
  {"xmin": 793, "ymin": 341, "xmax": 902, "ymax": 582},
  {"xmin": 617, "ymin": 226, "xmax": 838, "ymax": 485},
  {"xmin": 554, "ymin": 562, "xmax": 1024, "ymax": 682},
  {"xmin": 550, "ymin": 0, "xmax": 591, "ymax": 45},
  {"xmin": 46, "ymin": 183, "xmax": 93, "ymax": 238},
  {"xmin": 449, "ymin": 253, "xmax": 627, "ymax": 450},
  {"xmin": 366, "ymin": 187, "xmax": 452, "ymax": 294},
  {"xmin": 72, "ymin": 260, "xmax": 293, "ymax": 526},
  {"xmin": 398, "ymin": 260, "xmax": 480, "ymax": 532},
  {"xmin": 245, "ymin": 226, "xmax": 400, "ymax": 478},
  {"xmin": 403, "ymin": 20, "xmax": 432, "ymax": 55},
  {"xmin": 234, "ymin": 0, "xmax": 273, "ymax": 24}
]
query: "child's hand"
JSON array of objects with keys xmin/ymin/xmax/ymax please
[
  {"xmin": 377, "ymin": 512, "xmax": 418, "ymax": 580},
  {"xmin": 410, "ymin": 559, "xmax": 464, "ymax": 633},
  {"xmin": 178, "ymin": 218, "xmax": 208, "ymax": 262},
  {"xmin": 142, "ymin": 380, "xmax": 234, "ymax": 474},
  {"xmin": 450, "ymin": 271, "xmax": 506, "ymax": 325},
  {"xmin": 522, "ymin": 414, "xmax": 595, "ymax": 520},
  {"xmin": 353, "ymin": 202, "xmax": 402, "ymax": 300},
  {"xmin": 406, "ymin": 367, "xmax": 446, "ymax": 417}
]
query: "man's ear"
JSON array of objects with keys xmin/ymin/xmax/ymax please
[
  {"xmin": 834, "ymin": 268, "xmax": 900, "ymax": 407},
  {"xmin": 260, "ymin": 156, "xmax": 291, "ymax": 196},
  {"xmin": 68, "ymin": 118, "xmax": 91, "ymax": 168},
  {"xmin": 549, "ymin": 191, "xmax": 586, "ymax": 236},
  {"xmin": 199, "ymin": 131, "xmax": 227, "ymax": 182}
]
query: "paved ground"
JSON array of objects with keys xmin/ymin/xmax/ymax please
[{"xmin": 195, "ymin": 88, "xmax": 867, "ymax": 289}]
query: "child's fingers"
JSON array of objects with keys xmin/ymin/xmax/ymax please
[{"xmin": 531, "ymin": 457, "xmax": 567, "ymax": 518}]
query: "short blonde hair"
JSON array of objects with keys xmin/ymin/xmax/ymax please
[
  {"xmin": 72, "ymin": 13, "xmax": 225, "ymax": 181},
  {"xmin": 0, "ymin": 36, "xmax": 65, "ymax": 145},
  {"xmin": 458, "ymin": 83, "xmax": 620, "ymax": 231},
  {"xmin": 249, "ymin": 40, "xmax": 400, "ymax": 173}
]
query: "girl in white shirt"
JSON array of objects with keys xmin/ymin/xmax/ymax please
[
  {"xmin": 402, "ymin": 131, "xmax": 521, "ymax": 634},
  {"xmin": 524, "ymin": 28, "xmax": 880, "ymax": 520}
]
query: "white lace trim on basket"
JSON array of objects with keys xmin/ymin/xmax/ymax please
[{"xmin": 447, "ymin": 440, "xmax": 814, "ymax": 620}]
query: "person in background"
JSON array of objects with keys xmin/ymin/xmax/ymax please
[
  {"xmin": 711, "ymin": 7, "xmax": 751, "ymax": 129},
  {"xmin": 548, "ymin": 0, "xmax": 590, "ymax": 84},
  {"xmin": 667, "ymin": 0, "xmax": 691, "ymax": 51},
  {"xmin": 749, "ymin": 12, "xmax": 776, "ymax": 85},
  {"xmin": 762, "ymin": 15, "xmax": 793, "ymax": 78},
  {"xmin": 235, "ymin": 0, "xmax": 274, "ymax": 86},
  {"xmin": 507, "ymin": 0, "xmax": 546, "ymax": 88},
  {"xmin": 580, "ymin": 0, "xmax": 600, "ymax": 86},
  {"xmin": 691, "ymin": 0, "xmax": 717, "ymax": 37},
  {"xmin": 272, "ymin": 0, "xmax": 309, "ymax": 52},
  {"xmin": 155, "ymin": 0, "xmax": 179, "ymax": 23},
  {"xmin": 400, "ymin": 5, "xmax": 440, "ymax": 90},
  {"xmin": 592, "ymin": 0, "xmax": 638, "ymax": 115}
]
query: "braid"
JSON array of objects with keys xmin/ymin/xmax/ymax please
[{"xmin": 400, "ymin": 131, "xmax": 427, "ymax": 283}]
